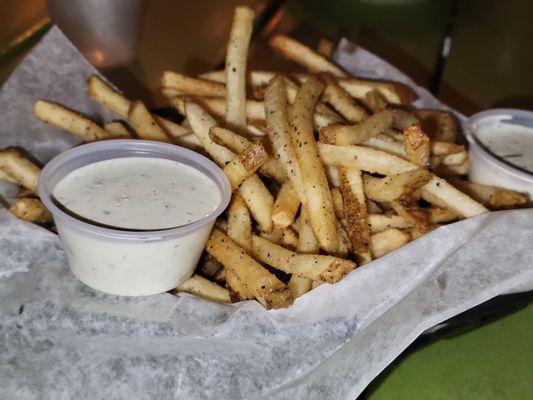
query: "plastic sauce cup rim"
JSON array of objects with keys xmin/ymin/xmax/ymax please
[
  {"xmin": 38, "ymin": 140, "xmax": 231, "ymax": 241},
  {"xmin": 465, "ymin": 108, "xmax": 533, "ymax": 183}
]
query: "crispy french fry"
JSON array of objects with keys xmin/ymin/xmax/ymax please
[
  {"xmin": 339, "ymin": 167, "xmax": 372, "ymax": 264},
  {"xmin": 292, "ymin": 77, "xmax": 337, "ymax": 252},
  {"xmin": 154, "ymin": 116, "xmax": 191, "ymax": 138},
  {"xmin": 206, "ymin": 229, "xmax": 293, "ymax": 309},
  {"xmin": 225, "ymin": 6, "xmax": 255, "ymax": 128},
  {"xmin": 34, "ymin": 100, "xmax": 108, "ymax": 141},
  {"xmin": 264, "ymin": 76, "xmax": 306, "ymax": 202},
  {"xmin": 447, "ymin": 178, "xmax": 529, "ymax": 210},
  {"xmin": 434, "ymin": 159, "xmax": 469, "ymax": 176},
  {"xmin": 428, "ymin": 207, "xmax": 458, "ymax": 224},
  {"xmin": 128, "ymin": 100, "xmax": 172, "ymax": 142},
  {"xmin": 227, "ymin": 195, "xmax": 252, "ymax": 252},
  {"xmin": 431, "ymin": 141, "xmax": 465, "ymax": 156},
  {"xmin": 391, "ymin": 196, "xmax": 432, "ymax": 234},
  {"xmin": 252, "ymin": 235, "xmax": 356, "ymax": 283},
  {"xmin": 162, "ymin": 71, "xmax": 226, "ymax": 97},
  {"xmin": 209, "ymin": 126, "xmax": 286, "ymax": 182},
  {"xmin": 9, "ymin": 198, "xmax": 52, "ymax": 223},
  {"xmin": 321, "ymin": 73, "xmax": 368, "ymax": 123},
  {"xmin": 413, "ymin": 109, "xmax": 457, "ymax": 142},
  {"xmin": 335, "ymin": 220, "xmax": 351, "ymax": 258},
  {"xmin": 361, "ymin": 89, "xmax": 389, "ymax": 112},
  {"xmin": 185, "ymin": 102, "xmax": 274, "ymax": 232},
  {"xmin": 0, "ymin": 149, "xmax": 40, "ymax": 192},
  {"xmin": 317, "ymin": 38, "xmax": 335, "ymax": 57},
  {"xmin": 367, "ymin": 199, "xmax": 383, "ymax": 214},
  {"xmin": 87, "ymin": 75, "xmax": 130, "ymax": 118},
  {"xmin": 371, "ymin": 228, "xmax": 410, "ymax": 257},
  {"xmin": 223, "ymin": 142, "xmax": 268, "ymax": 190},
  {"xmin": 282, "ymin": 227, "xmax": 299, "ymax": 250},
  {"xmin": 330, "ymin": 187, "xmax": 345, "ymax": 219},
  {"xmin": 325, "ymin": 164, "xmax": 341, "ymax": 187},
  {"xmin": 103, "ymin": 121, "xmax": 132, "ymax": 138},
  {"xmin": 368, "ymin": 213, "xmax": 411, "ymax": 233},
  {"xmin": 297, "ymin": 207, "xmax": 320, "ymax": 253},
  {"xmin": 287, "ymin": 275, "xmax": 313, "ymax": 298},
  {"xmin": 441, "ymin": 150, "xmax": 468, "ymax": 166},
  {"xmin": 337, "ymin": 77, "xmax": 418, "ymax": 104},
  {"xmin": 272, "ymin": 181, "xmax": 300, "ymax": 228},
  {"xmin": 226, "ymin": 270, "xmax": 254, "ymax": 301},
  {"xmin": 404, "ymin": 123, "xmax": 430, "ymax": 167},
  {"xmin": 269, "ymin": 34, "xmax": 347, "ymax": 77},
  {"xmin": 363, "ymin": 170, "xmax": 432, "ymax": 202},
  {"xmin": 319, "ymin": 110, "xmax": 395, "ymax": 145},
  {"xmin": 176, "ymin": 274, "xmax": 231, "ymax": 303}
]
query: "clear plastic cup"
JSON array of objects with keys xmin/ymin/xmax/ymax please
[
  {"xmin": 38, "ymin": 140, "xmax": 231, "ymax": 296},
  {"xmin": 466, "ymin": 109, "xmax": 533, "ymax": 199}
]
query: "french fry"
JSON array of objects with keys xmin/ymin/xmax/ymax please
[
  {"xmin": 361, "ymin": 134, "xmax": 405, "ymax": 157},
  {"xmin": 226, "ymin": 270, "xmax": 254, "ymax": 301},
  {"xmin": 391, "ymin": 196, "xmax": 432, "ymax": 234},
  {"xmin": 282, "ymin": 227, "xmax": 299, "ymax": 250},
  {"xmin": 447, "ymin": 178, "xmax": 529, "ymax": 210},
  {"xmin": 441, "ymin": 150, "xmax": 468, "ymax": 166},
  {"xmin": 206, "ymin": 229, "xmax": 293, "ymax": 309},
  {"xmin": 272, "ymin": 181, "xmax": 300, "ymax": 228},
  {"xmin": 154, "ymin": 116, "xmax": 192, "ymax": 138},
  {"xmin": 335, "ymin": 220, "xmax": 351, "ymax": 258},
  {"xmin": 434, "ymin": 159, "xmax": 469, "ymax": 176},
  {"xmin": 371, "ymin": 228, "xmax": 410, "ymax": 257},
  {"xmin": 173, "ymin": 133, "xmax": 203, "ymax": 150},
  {"xmin": 87, "ymin": 75, "xmax": 130, "ymax": 117},
  {"xmin": 339, "ymin": 167, "xmax": 372, "ymax": 264},
  {"xmin": 325, "ymin": 164, "xmax": 341, "ymax": 187},
  {"xmin": 252, "ymin": 235, "xmax": 356, "ymax": 283},
  {"xmin": 291, "ymin": 77, "xmax": 337, "ymax": 252},
  {"xmin": 431, "ymin": 141, "xmax": 465, "ymax": 156},
  {"xmin": 0, "ymin": 149, "xmax": 40, "ymax": 192},
  {"xmin": 162, "ymin": 71, "xmax": 226, "ymax": 97},
  {"xmin": 367, "ymin": 199, "xmax": 383, "ymax": 214},
  {"xmin": 337, "ymin": 77, "xmax": 418, "ymax": 105},
  {"xmin": 287, "ymin": 275, "xmax": 313, "ymax": 298},
  {"xmin": 269, "ymin": 34, "xmax": 347, "ymax": 77},
  {"xmin": 368, "ymin": 213, "xmax": 411, "ymax": 233},
  {"xmin": 34, "ymin": 100, "xmax": 108, "ymax": 141},
  {"xmin": 317, "ymin": 38, "xmax": 335, "ymax": 57},
  {"xmin": 128, "ymin": 100, "xmax": 173, "ymax": 142},
  {"xmin": 297, "ymin": 207, "xmax": 320, "ymax": 253},
  {"xmin": 176, "ymin": 274, "xmax": 231, "ymax": 303},
  {"xmin": 330, "ymin": 187, "xmax": 345, "ymax": 219},
  {"xmin": 223, "ymin": 142, "xmax": 268, "ymax": 190},
  {"xmin": 103, "ymin": 121, "xmax": 132, "ymax": 138},
  {"xmin": 319, "ymin": 110, "xmax": 395, "ymax": 145},
  {"xmin": 428, "ymin": 207, "xmax": 458, "ymax": 224},
  {"xmin": 321, "ymin": 73, "xmax": 368, "ymax": 123},
  {"xmin": 209, "ymin": 126, "xmax": 287, "ymax": 183},
  {"xmin": 16, "ymin": 187, "xmax": 36, "ymax": 198},
  {"xmin": 363, "ymin": 170, "xmax": 432, "ymax": 202},
  {"xmin": 227, "ymin": 195, "xmax": 252, "ymax": 252},
  {"xmin": 264, "ymin": 76, "xmax": 306, "ymax": 202},
  {"xmin": 403, "ymin": 123, "xmax": 430, "ymax": 167},
  {"xmin": 0, "ymin": 169, "xmax": 17, "ymax": 184},
  {"xmin": 361, "ymin": 89, "xmax": 389, "ymax": 112},
  {"xmin": 225, "ymin": 6, "xmax": 255, "ymax": 128},
  {"xmin": 9, "ymin": 198, "xmax": 52, "ymax": 223},
  {"xmin": 413, "ymin": 109, "xmax": 457, "ymax": 142},
  {"xmin": 185, "ymin": 102, "xmax": 274, "ymax": 232}
]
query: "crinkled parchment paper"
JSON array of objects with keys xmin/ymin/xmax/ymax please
[{"xmin": 0, "ymin": 29, "xmax": 532, "ymax": 400}]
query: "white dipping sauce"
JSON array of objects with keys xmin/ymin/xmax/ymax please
[
  {"xmin": 53, "ymin": 157, "xmax": 221, "ymax": 230},
  {"xmin": 474, "ymin": 122, "xmax": 533, "ymax": 174}
]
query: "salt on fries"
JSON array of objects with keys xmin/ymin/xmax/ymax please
[{"xmin": 2, "ymin": 5, "xmax": 527, "ymax": 309}]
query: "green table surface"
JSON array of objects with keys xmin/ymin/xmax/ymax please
[{"xmin": 1, "ymin": 1, "xmax": 532, "ymax": 399}]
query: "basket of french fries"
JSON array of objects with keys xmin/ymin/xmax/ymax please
[{"xmin": 0, "ymin": 6, "xmax": 531, "ymax": 399}]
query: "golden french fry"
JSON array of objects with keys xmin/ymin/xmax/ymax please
[
  {"xmin": 9, "ymin": 198, "xmax": 52, "ymax": 223},
  {"xmin": 287, "ymin": 275, "xmax": 313, "ymax": 298},
  {"xmin": 206, "ymin": 229, "xmax": 293, "ymax": 309},
  {"xmin": 272, "ymin": 181, "xmax": 300, "ymax": 228},
  {"xmin": 225, "ymin": 6, "xmax": 255, "ymax": 128},
  {"xmin": 371, "ymin": 228, "xmax": 410, "ymax": 257},
  {"xmin": 361, "ymin": 89, "xmax": 389, "ymax": 112},
  {"xmin": 339, "ymin": 167, "xmax": 372, "ymax": 264},
  {"xmin": 441, "ymin": 150, "xmax": 468, "ymax": 166},
  {"xmin": 0, "ymin": 169, "xmax": 17, "ymax": 184},
  {"xmin": 335, "ymin": 219, "xmax": 351, "ymax": 258},
  {"xmin": 252, "ymin": 235, "xmax": 356, "ymax": 283},
  {"xmin": 363, "ymin": 170, "xmax": 432, "ymax": 202},
  {"xmin": 321, "ymin": 73, "xmax": 368, "ymax": 123},
  {"xmin": 431, "ymin": 141, "xmax": 465, "ymax": 156},
  {"xmin": 282, "ymin": 227, "xmax": 299, "ymax": 250},
  {"xmin": 227, "ymin": 195, "xmax": 252, "ymax": 252},
  {"xmin": 223, "ymin": 142, "xmax": 268, "ymax": 190},
  {"xmin": 176, "ymin": 274, "xmax": 231, "ymax": 303},
  {"xmin": 404, "ymin": 123, "xmax": 430, "ymax": 167},
  {"xmin": 330, "ymin": 187, "xmax": 345, "ymax": 219},
  {"xmin": 391, "ymin": 196, "xmax": 432, "ymax": 234},
  {"xmin": 87, "ymin": 75, "xmax": 130, "ymax": 118},
  {"xmin": 447, "ymin": 178, "xmax": 529, "ymax": 210},
  {"xmin": 292, "ymin": 77, "xmax": 337, "ymax": 252},
  {"xmin": 226, "ymin": 270, "xmax": 254, "ymax": 301},
  {"xmin": 413, "ymin": 109, "xmax": 457, "ymax": 142},
  {"xmin": 317, "ymin": 38, "xmax": 335, "ymax": 57},
  {"xmin": 34, "ymin": 100, "xmax": 108, "ymax": 141},
  {"xmin": 367, "ymin": 199, "xmax": 383, "ymax": 214},
  {"xmin": 434, "ymin": 159, "xmax": 469, "ymax": 176},
  {"xmin": 428, "ymin": 207, "xmax": 458, "ymax": 224},
  {"xmin": 297, "ymin": 207, "xmax": 320, "ymax": 253},
  {"xmin": 0, "ymin": 148, "xmax": 40, "ymax": 192},
  {"xmin": 162, "ymin": 71, "xmax": 226, "ymax": 97},
  {"xmin": 264, "ymin": 76, "xmax": 306, "ymax": 202},
  {"xmin": 103, "ymin": 121, "xmax": 132, "ymax": 138},
  {"xmin": 319, "ymin": 110, "xmax": 395, "ymax": 145},
  {"xmin": 337, "ymin": 77, "xmax": 418, "ymax": 104},
  {"xmin": 269, "ymin": 34, "xmax": 347, "ymax": 77},
  {"xmin": 361, "ymin": 134, "xmax": 405, "ymax": 157},
  {"xmin": 185, "ymin": 102, "xmax": 274, "ymax": 232},
  {"xmin": 128, "ymin": 100, "xmax": 173, "ymax": 142},
  {"xmin": 368, "ymin": 213, "xmax": 411, "ymax": 233},
  {"xmin": 154, "ymin": 116, "xmax": 191, "ymax": 138}
]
